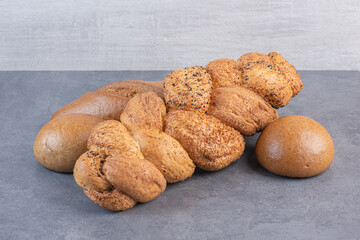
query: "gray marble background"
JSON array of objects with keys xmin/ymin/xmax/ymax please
[{"xmin": 0, "ymin": 0, "xmax": 359, "ymax": 71}]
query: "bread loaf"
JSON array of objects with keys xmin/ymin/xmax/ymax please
[
  {"xmin": 33, "ymin": 114, "xmax": 103, "ymax": 172},
  {"xmin": 52, "ymin": 80, "xmax": 163, "ymax": 120}
]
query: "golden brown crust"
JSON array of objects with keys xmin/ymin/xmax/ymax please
[
  {"xmin": 120, "ymin": 92, "xmax": 166, "ymax": 132},
  {"xmin": 206, "ymin": 58, "xmax": 242, "ymax": 89},
  {"xmin": 51, "ymin": 91, "xmax": 128, "ymax": 120},
  {"xmin": 268, "ymin": 52, "xmax": 303, "ymax": 97},
  {"xmin": 164, "ymin": 110, "xmax": 245, "ymax": 171},
  {"xmin": 74, "ymin": 119, "xmax": 167, "ymax": 211},
  {"xmin": 102, "ymin": 156, "xmax": 166, "ymax": 202},
  {"xmin": 163, "ymin": 66, "xmax": 213, "ymax": 113},
  {"xmin": 131, "ymin": 128, "xmax": 195, "ymax": 183},
  {"xmin": 52, "ymin": 80, "xmax": 164, "ymax": 121},
  {"xmin": 87, "ymin": 120, "xmax": 144, "ymax": 159},
  {"xmin": 33, "ymin": 114, "xmax": 103, "ymax": 172},
  {"xmin": 238, "ymin": 59, "xmax": 293, "ymax": 108},
  {"xmin": 97, "ymin": 80, "xmax": 164, "ymax": 99},
  {"xmin": 237, "ymin": 52, "xmax": 272, "ymax": 67},
  {"xmin": 73, "ymin": 151, "xmax": 112, "ymax": 192},
  {"xmin": 84, "ymin": 188, "xmax": 137, "ymax": 211},
  {"xmin": 208, "ymin": 86, "xmax": 278, "ymax": 136},
  {"xmin": 255, "ymin": 115, "xmax": 334, "ymax": 178}
]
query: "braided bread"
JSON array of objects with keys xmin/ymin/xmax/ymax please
[
  {"xmin": 73, "ymin": 120, "xmax": 167, "ymax": 211},
  {"xmin": 34, "ymin": 52, "xmax": 302, "ymax": 211}
]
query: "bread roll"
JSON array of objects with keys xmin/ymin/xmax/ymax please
[
  {"xmin": 255, "ymin": 115, "xmax": 334, "ymax": 177},
  {"xmin": 73, "ymin": 119, "xmax": 166, "ymax": 211},
  {"xmin": 208, "ymin": 86, "xmax": 278, "ymax": 136},
  {"xmin": 164, "ymin": 110, "xmax": 245, "ymax": 171},
  {"xmin": 33, "ymin": 114, "xmax": 103, "ymax": 172},
  {"xmin": 131, "ymin": 128, "xmax": 195, "ymax": 183},
  {"xmin": 268, "ymin": 52, "xmax": 303, "ymax": 97},
  {"xmin": 120, "ymin": 92, "xmax": 166, "ymax": 132},
  {"xmin": 87, "ymin": 120, "xmax": 144, "ymax": 159},
  {"xmin": 206, "ymin": 58, "xmax": 242, "ymax": 89},
  {"xmin": 163, "ymin": 66, "xmax": 213, "ymax": 113}
]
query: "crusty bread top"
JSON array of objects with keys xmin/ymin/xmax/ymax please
[
  {"xmin": 164, "ymin": 110, "xmax": 245, "ymax": 171},
  {"xmin": 120, "ymin": 92, "xmax": 166, "ymax": 132},
  {"xmin": 34, "ymin": 113, "xmax": 103, "ymax": 173},
  {"xmin": 206, "ymin": 58, "xmax": 242, "ymax": 89},
  {"xmin": 97, "ymin": 80, "xmax": 164, "ymax": 99},
  {"xmin": 163, "ymin": 66, "xmax": 213, "ymax": 113},
  {"xmin": 208, "ymin": 86, "xmax": 278, "ymax": 136},
  {"xmin": 268, "ymin": 52, "xmax": 303, "ymax": 97},
  {"xmin": 255, "ymin": 115, "xmax": 334, "ymax": 178}
]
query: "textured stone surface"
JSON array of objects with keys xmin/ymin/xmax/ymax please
[
  {"xmin": 0, "ymin": 0, "xmax": 359, "ymax": 71},
  {"xmin": 0, "ymin": 71, "xmax": 359, "ymax": 239}
]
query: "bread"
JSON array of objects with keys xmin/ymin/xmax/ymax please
[
  {"xmin": 87, "ymin": 120, "xmax": 144, "ymax": 159},
  {"xmin": 268, "ymin": 52, "xmax": 303, "ymax": 96},
  {"xmin": 51, "ymin": 91, "xmax": 128, "ymax": 120},
  {"xmin": 131, "ymin": 128, "xmax": 195, "ymax": 183},
  {"xmin": 120, "ymin": 92, "xmax": 166, "ymax": 132},
  {"xmin": 74, "ymin": 152, "xmax": 166, "ymax": 211},
  {"xmin": 52, "ymin": 80, "xmax": 163, "ymax": 120},
  {"xmin": 255, "ymin": 115, "xmax": 334, "ymax": 178},
  {"xmin": 164, "ymin": 110, "xmax": 245, "ymax": 171},
  {"xmin": 97, "ymin": 80, "xmax": 164, "ymax": 99},
  {"xmin": 237, "ymin": 53, "xmax": 293, "ymax": 108},
  {"xmin": 237, "ymin": 52, "xmax": 272, "ymax": 67},
  {"xmin": 206, "ymin": 58, "xmax": 242, "ymax": 88},
  {"xmin": 33, "ymin": 114, "xmax": 103, "ymax": 172},
  {"xmin": 74, "ymin": 120, "xmax": 166, "ymax": 211},
  {"xmin": 208, "ymin": 86, "xmax": 278, "ymax": 136},
  {"xmin": 163, "ymin": 66, "xmax": 213, "ymax": 113}
]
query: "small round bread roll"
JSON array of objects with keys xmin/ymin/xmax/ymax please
[
  {"xmin": 33, "ymin": 114, "xmax": 103, "ymax": 172},
  {"xmin": 255, "ymin": 115, "xmax": 334, "ymax": 177}
]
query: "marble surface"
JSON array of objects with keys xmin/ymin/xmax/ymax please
[{"xmin": 0, "ymin": 71, "xmax": 359, "ymax": 239}]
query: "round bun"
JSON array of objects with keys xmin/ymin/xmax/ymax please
[
  {"xmin": 33, "ymin": 114, "xmax": 103, "ymax": 172},
  {"xmin": 255, "ymin": 115, "xmax": 334, "ymax": 177}
]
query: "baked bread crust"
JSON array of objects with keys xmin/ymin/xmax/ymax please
[
  {"xmin": 268, "ymin": 52, "xmax": 303, "ymax": 97},
  {"xmin": 238, "ymin": 59, "xmax": 293, "ymax": 108},
  {"xmin": 52, "ymin": 80, "xmax": 163, "ymax": 120},
  {"xmin": 131, "ymin": 128, "xmax": 195, "ymax": 183},
  {"xmin": 73, "ymin": 120, "xmax": 166, "ymax": 211},
  {"xmin": 255, "ymin": 115, "xmax": 334, "ymax": 177},
  {"xmin": 120, "ymin": 92, "xmax": 166, "ymax": 132},
  {"xmin": 87, "ymin": 120, "xmax": 144, "ymax": 158},
  {"xmin": 51, "ymin": 91, "xmax": 128, "ymax": 120},
  {"xmin": 33, "ymin": 114, "xmax": 103, "ymax": 172},
  {"xmin": 164, "ymin": 110, "xmax": 245, "ymax": 171},
  {"xmin": 163, "ymin": 66, "xmax": 213, "ymax": 113},
  {"xmin": 206, "ymin": 58, "xmax": 242, "ymax": 88},
  {"xmin": 208, "ymin": 86, "xmax": 278, "ymax": 136},
  {"xmin": 97, "ymin": 80, "xmax": 164, "ymax": 99}
]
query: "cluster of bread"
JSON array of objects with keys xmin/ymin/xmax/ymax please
[{"xmin": 34, "ymin": 52, "xmax": 303, "ymax": 211}]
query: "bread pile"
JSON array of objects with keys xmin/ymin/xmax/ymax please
[{"xmin": 34, "ymin": 52, "xmax": 303, "ymax": 211}]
